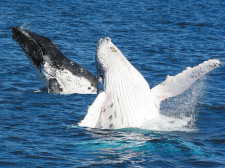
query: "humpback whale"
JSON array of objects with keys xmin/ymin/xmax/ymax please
[
  {"xmin": 12, "ymin": 27, "xmax": 97, "ymax": 94},
  {"xmin": 79, "ymin": 37, "xmax": 221, "ymax": 129}
]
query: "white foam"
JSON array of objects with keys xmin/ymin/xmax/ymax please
[
  {"xmin": 34, "ymin": 89, "xmax": 42, "ymax": 93},
  {"xmin": 141, "ymin": 115, "xmax": 194, "ymax": 131}
]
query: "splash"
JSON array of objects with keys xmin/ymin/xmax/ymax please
[
  {"xmin": 34, "ymin": 87, "xmax": 47, "ymax": 93},
  {"xmin": 19, "ymin": 23, "xmax": 29, "ymax": 30},
  {"xmin": 34, "ymin": 89, "xmax": 42, "ymax": 93},
  {"xmin": 142, "ymin": 78, "xmax": 205, "ymax": 132}
]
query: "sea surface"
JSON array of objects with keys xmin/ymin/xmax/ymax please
[{"xmin": 0, "ymin": 0, "xmax": 225, "ymax": 167}]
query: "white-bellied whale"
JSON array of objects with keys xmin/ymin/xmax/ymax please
[
  {"xmin": 12, "ymin": 27, "xmax": 97, "ymax": 94},
  {"xmin": 79, "ymin": 37, "xmax": 221, "ymax": 129}
]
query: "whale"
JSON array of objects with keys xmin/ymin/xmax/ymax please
[
  {"xmin": 79, "ymin": 37, "xmax": 221, "ymax": 129},
  {"xmin": 12, "ymin": 27, "xmax": 97, "ymax": 94}
]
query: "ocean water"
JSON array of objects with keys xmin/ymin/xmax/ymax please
[{"xmin": 0, "ymin": 0, "xmax": 225, "ymax": 167}]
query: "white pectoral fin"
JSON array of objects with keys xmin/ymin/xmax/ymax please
[
  {"xmin": 150, "ymin": 59, "xmax": 221, "ymax": 101},
  {"xmin": 79, "ymin": 91, "xmax": 107, "ymax": 128}
]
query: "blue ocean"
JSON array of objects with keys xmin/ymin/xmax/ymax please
[{"xmin": 0, "ymin": 0, "xmax": 224, "ymax": 167}]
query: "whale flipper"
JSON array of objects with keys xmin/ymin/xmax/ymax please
[
  {"xmin": 150, "ymin": 59, "xmax": 221, "ymax": 102},
  {"xmin": 79, "ymin": 91, "xmax": 107, "ymax": 128}
]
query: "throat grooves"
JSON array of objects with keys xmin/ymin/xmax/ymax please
[{"xmin": 107, "ymin": 62, "xmax": 139, "ymax": 128}]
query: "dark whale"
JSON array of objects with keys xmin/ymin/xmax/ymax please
[{"xmin": 12, "ymin": 27, "xmax": 97, "ymax": 94}]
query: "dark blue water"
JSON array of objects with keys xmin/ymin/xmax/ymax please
[{"xmin": 1, "ymin": 0, "xmax": 225, "ymax": 167}]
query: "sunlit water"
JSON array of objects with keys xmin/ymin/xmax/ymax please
[{"xmin": 0, "ymin": 0, "xmax": 225, "ymax": 167}]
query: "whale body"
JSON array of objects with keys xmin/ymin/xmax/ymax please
[{"xmin": 79, "ymin": 37, "xmax": 221, "ymax": 129}]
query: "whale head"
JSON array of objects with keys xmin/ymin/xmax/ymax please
[
  {"xmin": 96, "ymin": 37, "xmax": 129, "ymax": 78},
  {"xmin": 12, "ymin": 27, "xmax": 63, "ymax": 70}
]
